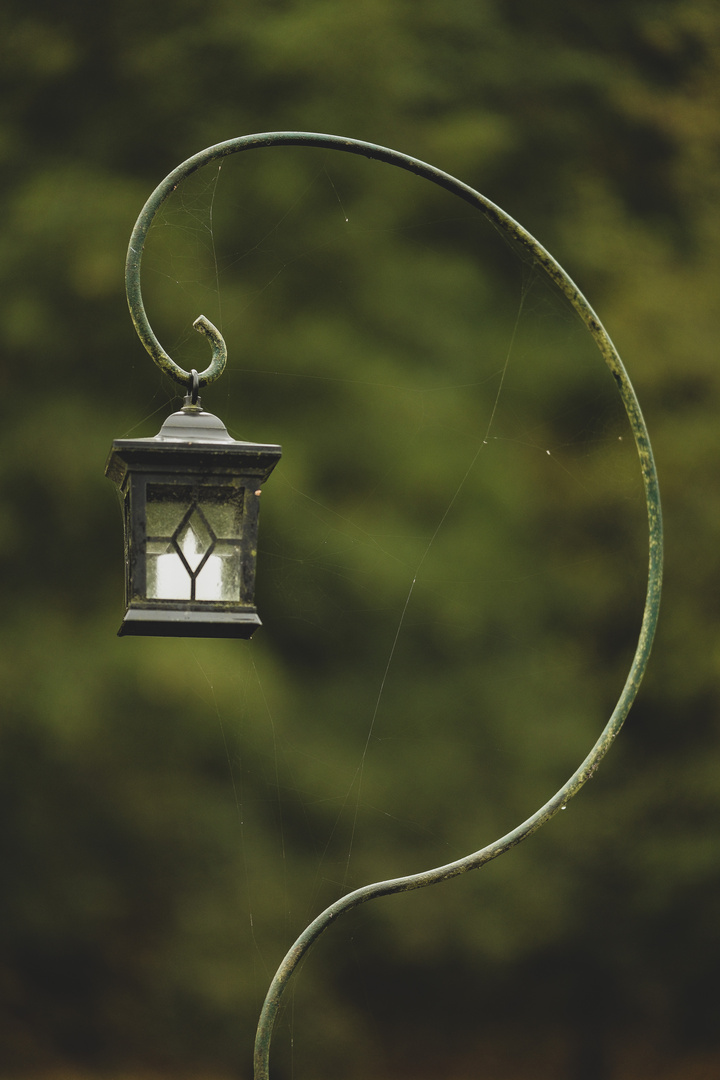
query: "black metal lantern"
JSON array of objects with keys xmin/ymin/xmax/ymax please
[{"xmin": 106, "ymin": 387, "xmax": 281, "ymax": 639}]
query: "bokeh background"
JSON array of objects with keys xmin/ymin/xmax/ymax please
[{"xmin": 2, "ymin": 2, "xmax": 720, "ymax": 1078}]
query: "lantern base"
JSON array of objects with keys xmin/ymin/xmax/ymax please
[{"xmin": 118, "ymin": 606, "xmax": 262, "ymax": 639}]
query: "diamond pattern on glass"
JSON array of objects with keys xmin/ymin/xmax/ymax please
[
  {"xmin": 144, "ymin": 484, "xmax": 244, "ymax": 603},
  {"xmin": 175, "ymin": 509, "xmax": 214, "ymax": 573}
]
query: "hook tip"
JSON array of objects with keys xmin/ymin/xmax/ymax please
[
  {"xmin": 193, "ymin": 314, "xmax": 215, "ymax": 336},
  {"xmin": 191, "ymin": 314, "xmax": 227, "ymax": 385}
]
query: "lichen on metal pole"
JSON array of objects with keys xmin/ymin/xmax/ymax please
[{"xmin": 125, "ymin": 132, "xmax": 663, "ymax": 1080}]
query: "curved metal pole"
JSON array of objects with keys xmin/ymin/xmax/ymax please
[{"xmin": 125, "ymin": 133, "xmax": 663, "ymax": 1079}]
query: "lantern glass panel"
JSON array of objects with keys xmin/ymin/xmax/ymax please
[
  {"xmin": 196, "ymin": 542, "xmax": 242, "ymax": 601},
  {"xmin": 147, "ymin": 539, "xmax": 190, "ymax": 601},
  {"xmin": 145, "ymin": 484, "xmax": 193, "ymax": 536},
  {"xmin": 144, "ymin": 482, "xmax": 244, "ymax": 603}
]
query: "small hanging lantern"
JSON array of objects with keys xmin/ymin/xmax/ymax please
[
  {"xmin": 106, "ymin": 375, "xmax": 281, "ymax": 638},
  {"xmin": 109, "ymin": 135, "xmax": 289, "ymax": 640}
]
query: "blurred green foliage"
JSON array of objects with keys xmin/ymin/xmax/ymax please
[{"xmin": 1, "ymin": 1, "xmax": 720, "ymax": 1078}]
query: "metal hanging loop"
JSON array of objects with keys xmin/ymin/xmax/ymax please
[{"xmin": 125, "ymin": 133, "xmax": 663, "ymax": 1080}]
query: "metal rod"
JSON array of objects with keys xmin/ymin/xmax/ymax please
[{"xmin": 126, "ymin": 132, "xmax": 663, "ymax": 1078}]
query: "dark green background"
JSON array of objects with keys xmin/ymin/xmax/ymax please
[{"xmin": 2, "ymin": 2, "xmax": 719, "ymax": 1077}]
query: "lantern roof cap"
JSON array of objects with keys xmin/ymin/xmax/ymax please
[
  {"xmin": 110, "ymin": 402, "xmax": 281, "ymax": 453},
  {"xmin": 155, "ymin": 403, "xmax": 234, "ymax": 443},
  {"xmin": 105, "ymin": 402, "xmax": 281, "ymax": 487}
]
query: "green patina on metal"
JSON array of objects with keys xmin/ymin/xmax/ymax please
[{"xmin": 125, "ymin": 132, "xmax": 663, "ymax": 1080}]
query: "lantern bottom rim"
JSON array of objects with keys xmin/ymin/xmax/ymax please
[{"xmin": 118, "ymin": 606, "xmax": 262, "ymax": 639}]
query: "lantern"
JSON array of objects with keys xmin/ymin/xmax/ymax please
[{"xmin": 106, "ymin": 392, "xmax": 281, "ymax": 638}]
